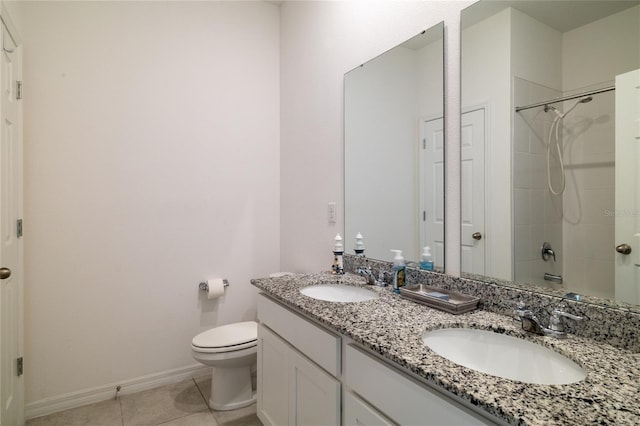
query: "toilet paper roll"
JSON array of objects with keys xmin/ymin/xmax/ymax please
[{"xmin": 206, "ymin": 278, "xmax": 226, "ymax": 300}]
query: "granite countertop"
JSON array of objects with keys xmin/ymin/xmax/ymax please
[{"xmin": 251, "ymin": 272, "xmax": 640, "ymax": 426}]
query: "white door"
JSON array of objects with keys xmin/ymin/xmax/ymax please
[
  {"xmin": 0, "ymin": 20, "xmax": 23, "ymax": 426},
  {"xmin": 461, "ymin": 109, "xmax": 485, "ymax": 275},
  {"xmin": 420, "ymin": 117, "xmax": 444, "ymax": 268},
  {"xmin": 615, "ymin": 69, "xmax": 640, "ymax": 304}
]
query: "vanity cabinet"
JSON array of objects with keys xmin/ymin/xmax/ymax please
[
  {"xmin": 257, "ymin": 294, "xmax": 341, "ymax": 426},
  {"xmin": 257, "ymin": 293, "xmax": 499, "ymax": 426},
  {"xmin": 345, "ymin": 344, "xmax": 496, "ymax": 425}
]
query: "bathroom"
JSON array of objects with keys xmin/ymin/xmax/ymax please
[{"xmin": 0, "ymin": 0, "xmax": 637, "ymax": 425}]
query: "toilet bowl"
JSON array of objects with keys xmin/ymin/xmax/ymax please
[{"xmin": 191, "ymin": 321, "xmax": 257, "ymax": 411}]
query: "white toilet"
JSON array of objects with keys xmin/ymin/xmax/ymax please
[{"xmin": 191, "ymin": 321, "xmax": 258, "ymax": 411}]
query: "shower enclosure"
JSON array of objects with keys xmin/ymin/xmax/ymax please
[{"xmin": 514, "ymin": 79, "xmax": 616, "ymax": 298}]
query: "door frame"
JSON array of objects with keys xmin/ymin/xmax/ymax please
[{"xmin": 0, "ymin": 5, "xmax": 23, "ymax": 426}]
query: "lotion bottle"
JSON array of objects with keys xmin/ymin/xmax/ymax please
[
  {"xmin": 420, "ymin": 246, "xmax": 434, "ymax": 271},
  {"xmin": 390, "ymin": 249, "xmax": 406, "ymax": 294}
]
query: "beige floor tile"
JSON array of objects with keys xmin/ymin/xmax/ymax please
[
  {"xmin": 210, "ymin": 404, "xmax": 260, "ymax": 426},
  {"xmin": 193, "ymin": 375, "xmax": 211, "ymax": 404},
  {"xmin": 157, "ymin": 411, "xmax": 218, "ymax": 426},
  {"xmin": 121, "ymin": 379, "xmax": 208, "ymax": 426},
  {"xmin": 26, "ymin": 399, "xmax": 122, "ymax": 426}
]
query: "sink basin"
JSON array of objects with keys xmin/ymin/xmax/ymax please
[
  {"xmin": 423, "ymin": 328, "xmax": 586, "ymax": 385},
  {"xmin": 300, "ymin": 284, "xmax": 378, "ymax": 303}
]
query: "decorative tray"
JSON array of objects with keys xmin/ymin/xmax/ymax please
[{"xmin": 399, "ymin": 284, "xmax": 480, "ymax": 314}]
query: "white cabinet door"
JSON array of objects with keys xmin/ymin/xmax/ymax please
[
  {"xmin": 290, "ymin": 350, "xmax": 340, "ymax": 426},
  {"xmin": 258, "ymin": 324, "xmax": 290, "ymax": 426},
  {"xmin": 344, "ymin": 391, "xmax": 394, "ymax": 426},
  {"xmin": 258, "ymin": 323, "xmax": 340, "ymax": 426}
]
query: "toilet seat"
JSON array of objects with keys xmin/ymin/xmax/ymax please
[{"xmin": 192, "ymin": 321, "xmax": 257, "ymax": 354}]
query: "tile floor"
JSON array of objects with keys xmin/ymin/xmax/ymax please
[{"xmin": 26, "ymin": 374, "xmax": 262, "ymax": 426}]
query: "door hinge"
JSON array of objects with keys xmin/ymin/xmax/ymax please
[
  {"xmin": 423, "ymin": 211, "xmax": 426, "ymax": 221},
  {"xmin": 423, "ymin": 138, "xmax": 426, "ymax": 149},
  {"xmin": 17, "ymin": 357, "xmax": 23, "ymax": 376},
  {"xmin": 16, "ymin": 81, "xmax": 22, "ymax": 100},
  {"xmin": 16, "ymin": 219, "xmax": 22, "ymax": 238}
]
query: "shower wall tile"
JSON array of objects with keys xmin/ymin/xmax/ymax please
[
  {"xmin": 584, "ymin": 259, "xmax": 616, "ymax": 297},
  {"xmin": 582, "ymin": 165, "xmax": 614, "ymax": 190},
  {"xmin": 513, "ymin": 115, "xmax": 530, "ymax": 153},
  {"xmin": 583, "ymin": 188, "xmax": 614, "ymax": 225},
  {"xmin": 513, "ymin": 189, "xmax": 530, "ymax": 225},
  {"xmin": 514, "ymin": 225, "xmax": 530, "ymax": 261},
  {"xmin": 530, "ymin": 190, "xmax": 545, "ymax": 224},
  {"xmin": 582, "ymin": 224, "xmax": 614, "ymax": 261}
]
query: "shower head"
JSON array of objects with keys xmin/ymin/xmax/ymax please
[
  {"xmin": 544, "ymin": 95, "xmax": 593, "ymax": 118},
  {"xmin": 547, "ymin": 105, "xmax": 564, "ymax": 119}
]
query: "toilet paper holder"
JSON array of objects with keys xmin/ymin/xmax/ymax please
[{"xmin": 199, "ymin": 279, "xmax": 230, "ymax": 292}]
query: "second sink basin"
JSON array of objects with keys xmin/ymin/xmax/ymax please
[
  {"xmin": 300, "ymin": 284, "xmax": 378, "ymax": 303},
  {"xmin": 423, "ymin": 328, "xmax": 586, "ymax": 385}
]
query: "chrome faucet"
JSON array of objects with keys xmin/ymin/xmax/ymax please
[
  {"xmin": 513, "ymin": 301, "xmax": 585, "ymax": 339},
  {"xmin": 356, "ymin": 267, "xmax": 388, "ymax": 287}
]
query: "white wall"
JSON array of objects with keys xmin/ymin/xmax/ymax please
[
  {"xmin": 22, "ymin": 0, "xmax": 280, "ymax": 406},
  {"xmin": 280, "ymin": 0, "xmax": 473, "ymax": 274}
]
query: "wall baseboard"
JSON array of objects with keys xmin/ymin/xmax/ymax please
[{"xmin": 25, "ymin": 364, "xmax": 211, "ymax": 420}]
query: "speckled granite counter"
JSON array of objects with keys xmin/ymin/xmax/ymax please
[{"xmin": 251, "ymin": 272, "xmax": 640, "ymax": 426}]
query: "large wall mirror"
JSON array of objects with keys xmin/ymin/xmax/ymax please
[
  {"xmin": 344, "ymin": 22, "xmax": 444, "ymax": 267},
  {"xmin": 461, "ymin": 1, "xmax": 640, "ymax": 306}
]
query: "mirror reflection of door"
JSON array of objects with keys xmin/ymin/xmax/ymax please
[
  {"xmin": 421, "ymin": 117, "xmax": 444, "ymax": 268},
  {"xmin": 615, "ymin": 68, "xmax": 640, "ymax": 304},
  {"xmin": 461, "ymin": 108, "xmax": 485, "ymax": 275}
]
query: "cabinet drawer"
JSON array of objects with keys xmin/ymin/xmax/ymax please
[
  {"xmin": 345, "ymin": 344, "xmax": 496, "ymax": 425},
  {"xmin": 257, "ymin": 293, "xmax": 340, "ymax": 376},
  {"xmin": 344, "ymin": 391, "xmax": 394, "ymax": 426}
]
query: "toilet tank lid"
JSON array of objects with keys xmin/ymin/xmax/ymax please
[{"xmin": 192, "ymin": 321, "xmax": 257, "ymax": 348}]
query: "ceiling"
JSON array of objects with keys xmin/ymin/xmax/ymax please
[{"xmin": 462, "ymin": 0, "xmax": 639, "ymax": 33}]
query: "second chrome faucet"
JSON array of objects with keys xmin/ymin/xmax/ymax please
[{"xmin": 513, "ymin": 301, "xmax": 585, "ymax": 339}]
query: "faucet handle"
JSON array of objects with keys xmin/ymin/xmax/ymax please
[
  {"xmin": 548, "ymin": 304, "xmax": 585, "ymax": 333},
  {"xmin": 552, "ymin": 308, "xmax": 584, "ymax": 322}
]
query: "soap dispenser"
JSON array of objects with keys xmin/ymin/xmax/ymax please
[
  {"xmin": 390, "ymin": 250, "xmax": 406, "ymax": 294},
  {"xmin": 420, "ymin": 246, "xmax": 434, "ymax": 271}
]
